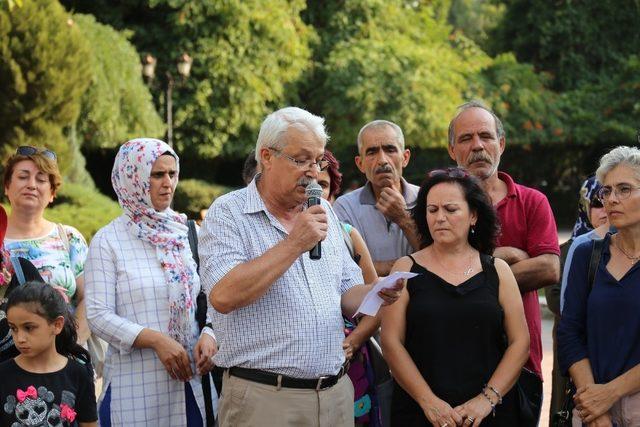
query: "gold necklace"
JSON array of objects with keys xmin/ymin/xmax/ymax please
[{"xmin": 613, "ymin": 237, "xmax": 640, "ymax": 264}]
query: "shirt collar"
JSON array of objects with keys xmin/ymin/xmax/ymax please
[
  {"xmin": 498, "ymin": 171, "xmax": 517, "ymax": 199},
  {"xmin": 243, "ymin": 174, "xmax": 267, "ymax": 214},
  {"xmin": 359, "ymin": 177, "xmax": 413, "ymax": 205}
]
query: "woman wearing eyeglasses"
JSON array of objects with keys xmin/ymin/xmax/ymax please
[
  {"xmin": 0, "ymin": 147, "xmax": 90, "ymax": 352},
  {"xmin": 380, "ymin": 167, "xmax": 529, "ymax": 427},
  {"xmin": 559, "ymin": 146, "xmax": 640, "ymax": 427}
]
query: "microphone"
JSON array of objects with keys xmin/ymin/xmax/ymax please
[{"xmin": 305, "ymin": 181, "xmax": 323, "ymax": 260}]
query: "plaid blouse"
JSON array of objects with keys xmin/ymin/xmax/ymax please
[{"xmin": 85, "ymin": 215, "xmax": 216, "ymax": 426}]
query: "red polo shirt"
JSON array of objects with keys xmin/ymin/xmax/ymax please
[{"xmin": 495, "ymin": 172, "xmax": 560, "ymax": 379}]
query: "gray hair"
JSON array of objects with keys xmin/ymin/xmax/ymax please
[
  {"xmin": 596, "ymin": 146, "xmax": 640, "ymax": 183},
  {"xmin": 356, "ymin": 120, "xmax": 405, "ymax": 153},
  {"xmin": 255, "ymin": 107, "xmax": 329, "ymax": 167},
  {"xmin": 447, "ymin": 100, "xmax": 505, "ymax": 147}
]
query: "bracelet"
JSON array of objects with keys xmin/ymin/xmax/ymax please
[
  {"xmin": 481, "ymin": 389, "xmax": 497, "ymax": 417},
  {"xmin": 485, "ymin": 383, "xmax": 503, "ymax": 404}
]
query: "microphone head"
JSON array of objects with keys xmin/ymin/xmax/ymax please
[{"xmin": 305, "ymin": 180, "xmax": 323, "ymax": 199}]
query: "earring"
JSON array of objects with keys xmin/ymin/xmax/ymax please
[{"xmin": 470, "ymin": 225, "xmax": 476, "ymax": 235}]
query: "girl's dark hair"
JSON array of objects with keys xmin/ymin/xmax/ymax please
[
  {"xmin": 6, "ymin": 282, "xmax": 92, "ymax": 366},
  {"xmin": 411, "ymin": 167, "xmax": 500, "ymax": 254},
  {"xmin": 323, "ymin": 150, "xmax": 342, "ymax": 198}
]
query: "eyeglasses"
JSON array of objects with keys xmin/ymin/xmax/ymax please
[
  {"xmin": 428, "ymin": 167, "xmax": 470, "ymax": 179},
  {"xmin": 16, "ymin": 146, "xmax": 57, "ymax": 161},
  {"xmin": 597, "ymin": 184, "xmax": 640, "ymax": 202},
  {"xmin": 269, "ymin": 148, "xmax": 329, "ymax": 172}
]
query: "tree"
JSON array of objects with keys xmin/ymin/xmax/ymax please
[
  {"xmin": 0, "ymin": 0, "xmax": 91, "ymax": 173},
  {"xmin": 467, "ymin": 53, "xmax": 565, "ymax": 146},
  {"xmin": 447, "ymin": 0, "xmax": 505, "ymax": 49},
  {"xmin": 61, "ymin": 0, "xmax": 314, "ymax": 158},
  {"xmin": 74, "ymin": 13, "xmax": 164, "ymax": 149},
  {"xmin": 302, "ymin": 0, "xmax": 490, "ymax": 150},
  {"xmin": 490, "ymin": 0, "xmax": 640, "ymax": 91}
]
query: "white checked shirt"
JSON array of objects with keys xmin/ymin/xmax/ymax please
[
  {"xmin": 199, "ymin": 178, "xmax": 363, "ymax": 378},
  {"xmin": 85, "ymin": 215, "xmax": 215, "ymax": 426}
]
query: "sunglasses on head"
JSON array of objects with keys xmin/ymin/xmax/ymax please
[
  {"xmin": 428, "ymin": 167, "xmax": 470, "ymax": 179},
  {"xmin": 16, "ymin": 146, "xmax": 57, "ymax": 161}
]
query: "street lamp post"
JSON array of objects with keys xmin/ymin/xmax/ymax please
[{"xmin": 142, "ymin": 52, "xmax": 193, "ymax": 148}]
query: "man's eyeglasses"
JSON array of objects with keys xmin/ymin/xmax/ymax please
[
  {"xmin": 597, "ymin": 184, "xmax": 640, "ymax": 202},
  {"xmin": 16, "ymin": 146, "xmax": 57, "ymax": 161},
  {"xmin": 428, "ymin": 167, "xmax": 469, "ymax": 179},
  {"xmin": 269, "ymin": 148, "xmax": 329, "ymax": 172}
]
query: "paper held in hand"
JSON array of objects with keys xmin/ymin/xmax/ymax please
[{"xmin": 354, "ymin": 271, "xmax": 419, "ymax": 317}]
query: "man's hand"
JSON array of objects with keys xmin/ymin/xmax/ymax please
[
  {"xmin": 376, "ymin": 187, "xmax": 409, "ymax": 225},
  {"xmin": 493, "ymin": 246, "xmax": 529, "ymax": 266},
  {"xmin": 194, "ymin": 334, "xmax": 218, "ymax": 375},
  {"xmin": 378, "ymin": 278, "xmax": 404, "ymax": 306},
  {"xmin": 288, "ymin": 205, "xmax": 328, "ymax": 253},
  {"xmin": 575, "ymin": 383, "xmax": 619, "ymax": 423},
  {"xmin": 153, "ymin": 334, "xmax": 193, "ymax": 381}
]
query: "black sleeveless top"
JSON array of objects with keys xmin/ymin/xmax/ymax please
[{"xmin": 390, "ymin": 253, "xmax": 518, "ymax": 426}]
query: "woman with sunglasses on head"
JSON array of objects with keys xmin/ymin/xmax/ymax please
[
  {"xmin": 84, "ymin": 139, "xmax": 217, "ymax": 426},
  {"xmin": 559, "ymin": 146, "xmax": 640, "ymax": 427},
  {"xmin": 1, "ymin": 147, "xmax": 91, "ymax": 351},
  {"xmin": 380, "ymin": 167, "xmax": 529, "ymax": 427}
]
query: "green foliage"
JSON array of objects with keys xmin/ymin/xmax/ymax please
[
  {"xmin": 467, "ymin": 53, "xmax": 565, "ymax": 145},
  {"xmin": 304, "ymin": 0, "xmax": 491, "ymax": 149},
  {"xmin": 45, "ymin": 183, "xmax": 121, "ymax": 240},
  {"xmin": 172, "ymin": 178, "xmax": 230, "ymax": 219},
  {"xmin": 447, "ymin": 0, "xmax": 505, "ymax": 49},
  {"xmin": 559, "ymin": 55, "xmax": 640, "ymax": 145},
  {"xmin": 490, "ymin": 0, "xmax": 640, "ymax": 91},
  {"xmin": 62, "ymin": 0, "xmax": 313, "ymax": 158},
  {"xmin": 0, "ymin": 0, "xmax": 91, "ymax": 174},
  {"xmin": 74, "ymin": 14, "xmax": 164, "ymax": 149}
]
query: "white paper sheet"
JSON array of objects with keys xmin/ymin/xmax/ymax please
[{"xmin": 354, "ymin": 271, "xmax": 419, "ymax": 317}]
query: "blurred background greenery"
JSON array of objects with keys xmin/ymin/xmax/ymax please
[{"xmin": 1, "ymin": 0, "xmax": 639, "ymax": 238}]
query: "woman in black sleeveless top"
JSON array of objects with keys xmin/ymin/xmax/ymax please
[{"xmin": 380, "ymin": 168, "xmax": 530, "ymax": 427}]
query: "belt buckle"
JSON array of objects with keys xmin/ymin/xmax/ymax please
[{"xmin": 315, "ymin": 375, "xmax": 329, "ymax": 391}]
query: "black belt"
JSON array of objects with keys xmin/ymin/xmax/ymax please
[{"xmin": 228, "ymin": 364, "xmax": 348, "ymax": 390}]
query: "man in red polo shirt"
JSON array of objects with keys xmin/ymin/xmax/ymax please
[{"xmin": 447, "ymin": 101, "xmax": 561, "ymax": 425}]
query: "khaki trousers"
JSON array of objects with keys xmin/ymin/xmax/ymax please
[
  {"xmin": 573, "ymin": 390, "xmax": 640, "ymax": 426},
  {"xmin": 218, "ymin": 370, "xmax": 354, "ymax": 427}
]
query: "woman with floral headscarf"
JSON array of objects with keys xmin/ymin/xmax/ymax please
[{"xmin": 85, "ymin": 139, "xmax": 217, "ymax": 426}]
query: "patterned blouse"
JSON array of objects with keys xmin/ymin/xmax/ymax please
[{"xmin": 2, "ymin": 224, "xmax": 87, "ymax": 300}]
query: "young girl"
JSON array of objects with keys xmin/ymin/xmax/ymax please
[{"xmin": 0, "ymin": 282, "xmax": 97, "ymax": 426}]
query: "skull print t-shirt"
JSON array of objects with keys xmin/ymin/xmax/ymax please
[{"xmin": 0, "ymin": 358, "xmax": 96, "ymax": 426}]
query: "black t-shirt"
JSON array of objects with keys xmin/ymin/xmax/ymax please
[{"xmin": 0, "ymin": 358, "xmax": 97, "ymax": 426}]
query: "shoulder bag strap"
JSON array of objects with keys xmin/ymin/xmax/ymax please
[
  {"xmin": 9, "ymin": 257, "xmax": 26, "ymax": 286},
  {"xmin": 56, "ymin": 223, "xmax": 70, "ymax": 253},
  {"xmin": 588, "ymin": 237, "xmax": 606, "ymax": 292},
  {"xmin": 186, "ymin": 220, "xmax": 215, "ymax": 427},
  {"xmin": 187, "ymin": 220, "xmax": 200, "ymax": 271}
]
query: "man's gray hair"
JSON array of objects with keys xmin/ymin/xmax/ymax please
[
  {"xmin": 596, "ymin": 145, "xmax": 640, "ymax": 183},
  {"xmin": 255, "ymin": 107, "xmax": 329, "ymax": 166},
  {"xmin": 447, "ymin": 100, "xmax": 505, "ymax": 147},
  {"xmin": 356, "ymin": 120, "xmax": 405, "ymax": 153}
]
